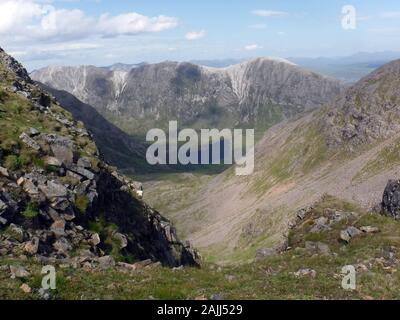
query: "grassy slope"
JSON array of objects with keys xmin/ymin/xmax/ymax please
[
  {"xmin": 140, "ymin": 173, "xmax": 214, "ymax": 239},
  {"xmin": 1, "ymin": 195, "xmax": 399, "ymax": 300},
  {"xmin": 0, "ymin": 77, "xmax": 98, "ymax": 176}
]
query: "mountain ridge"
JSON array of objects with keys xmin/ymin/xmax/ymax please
[{"xmin": 31, "ymin": 57, "xmax": 344, "ymax": 138}]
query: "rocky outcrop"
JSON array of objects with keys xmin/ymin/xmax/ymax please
[
  {"xmin": 323, "ymin": 59, "xmax": 400, "ymax": 152},
  {"xmin": 382, "ymin": 180, "xmax": 400, "ymax": 219},
  {"xmin": 0, "ymin": 48, "xmax": 200, "ymax": 267},
  {"xmin": 37, "ymin": 83, "xmax": 162, "ymax": 174}
]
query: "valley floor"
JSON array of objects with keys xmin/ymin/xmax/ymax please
[{"xmin": 1, "ymin": 196, "xmax": 399, "ymax": 300}]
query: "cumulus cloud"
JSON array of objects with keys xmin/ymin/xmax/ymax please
[
  {"xmin": 252, "ymin": 10, "xmax": 287, "ymax": 17},
  {"xmin": 0, "ymin": 0, "xmax": 178, "ymax": 42},
  {"xmin": 185, "ymin": 30, "xmax": 206, "ymax": 40},
  {"xmin": 244, "ymin": 44, "xmax": 262, "ymax": 51},
  {"xmin": 98, "ymin": 13, "xmax": 178, "ymax": 38}
]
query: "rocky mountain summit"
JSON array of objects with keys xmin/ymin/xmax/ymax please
[
  {"xmin": 31, "ymin": 58, "xmax": 344, "ymax": 136},
  {"xmin": 0, "ymin": 48, "xmax": 200, "ymax": 268},
  {"xmin": 323, "ymin": 59, "xmax": 400, "ymax": 151}
]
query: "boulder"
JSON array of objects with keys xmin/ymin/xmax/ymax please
[
  {"xmin": 69, "ymin": 165, "xmax": 95, "ymax": 180},
  {"xmin": 41, "ymin": 134, "xmax": 75, "ymax": 166},
  {"xmin": 0, "ymin": 199, "xmax": 7, "ymax": 214},
  {"xmin": 39, "ymin": 181, "xmax": 68, "ymax": 199},
  {"xmin": 97, "ymin": 255, "xmax": 115, "ymax": 269},
  {"xmin": 23, "ymin": 179, "xmax": 40, "ymax": 196},
  {"xmin": 66, "ymin": 170, "xmax": 83, "ymax": 183},
  {"xmin": 310, "ymin": 217, "xmax": 330, "ymax": 233},
  {"xmin": 75, "ymin": 180, "xmax": 91, "ymax": 195},
  {"xmin": 16, "ymin": 177, "xmax": 24, "ymax": 186},
  {"xmin": 50, "ymin": 220, "xmax": 65, "ymax": 238},
  {"xmin": 50, "ymin": 198, "xmax": 70, "ymax": 211},
  {"xmin": 46, "ymin": 207, "xmax": 61, "ymax": 222},
  {"xmin": 88, "ymin": 233, "xmax": 100, "ymax": 246},
  {"xmin": 0, "ymin": 217, "xmax": 7, "ymax": 225},
  {"xmin": 340, "ymin": 226, "xmax": 362, "ymax": 243},
  {"xmin": 117, "ymin": 262, "xmax": 137, "ymax": 271},
  {"xmin": 360, "ymin": 226, "xmax": 380, "ymax": 234},
  {"xmin": 9, "ymin": 265, "xmax": 30, "ymax": 278},
  {"xmin": 255, "ymin": 248, "xmax": 278, "ymax": 260},
  {"xmin": 28, "ymin": 127, "xmax": 40, "ymax": 137},
  {"xmin": 53, "ymin": 237, "xmax": 72, "ymax": 255},
  {"xmin": 77, "ymin": 157, "xmax": 92, "ymax": 169},
  {"xmin": 296, "ymin": 208, "xmax": 308, "ymax": 220},
  {"xmin": 20, "ymin": 283, "xmax": 32, "ymax": 294},
  {"xmin": 133, "ymin": 259, "xmax": 153, "ymax": 269},
  {"xmin": 19, "ymin": 132, "xmax": 41, "ymax": 151},
  {"xmin": 305, "ymin": 241, "xmax": 331, "ymax": 256},
  {"xmin": 294, "ymin": 268, "xmax": 317, "ymax": 278},
  {"xmin": 382, "ymin": 180, "xmax": 400, "ymax": 219},
  {"xmin": 114, "ymin": 232, "xmax": 128, "ymax": 249},
  {"xmin": 23, "ymin": 237, "xmax": 39, "ymax": 255},
  {"xmin": 0, "ymin": 166, "xmax": 9, "ymax": 177},
  {"xmin": 44, "ymin": 156, "xmax": 63, "ymax": 167}
]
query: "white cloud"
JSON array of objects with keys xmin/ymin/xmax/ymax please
[
  {"xmin": 185, "ymin": 30, "xmax": 206, "ymax": 40},
  {"xmin": 44, "ymin": 42, "xmax": 101, "ymax": 51},
  {"xmin": 244, "ymin": 44, "xmax": 262, "ymax": 51},
  {"xmin": 97, "ymin": 13, "xmax": 178, "ymax": 37},
  {"xmin": 252, "ymin": 10, "xmax": 287, "ymax": 17},
  {"xmin": 7, "ymin": 41, "xmax": 102, "ymax": 62},
  {"xmin": 0, "ymin": 0, "xmax": 178, "ymax": 42}
]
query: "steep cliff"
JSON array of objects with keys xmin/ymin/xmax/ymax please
[{"xmin": 0, "ymin": 48, "xmax": 199, "ymax": 267}]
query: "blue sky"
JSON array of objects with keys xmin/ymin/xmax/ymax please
[{"xmin": 1, "ymin": 0, "xmax": 400, "ymax": 70}]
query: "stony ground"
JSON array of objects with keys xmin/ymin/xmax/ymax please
[{"xmin": 1, "ymin": 195, "xmax": 399, "ymax": 300}]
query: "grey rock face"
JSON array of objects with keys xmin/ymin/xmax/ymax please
[
  {"xmin": 382, "ymin": 179, "xmax": 400, "ymax": 219},
  {"xmin": 32, "ymin": 58, "xmax": 344, "ymax": 135}
]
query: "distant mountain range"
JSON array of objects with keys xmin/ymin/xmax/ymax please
[
  {"xmin": 288, "ymin": 51, "xmax": 400, "ymax": 83},
  {"xmin": 31, "ymin": 57, "xmax": 343, "ymax": 140}
]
